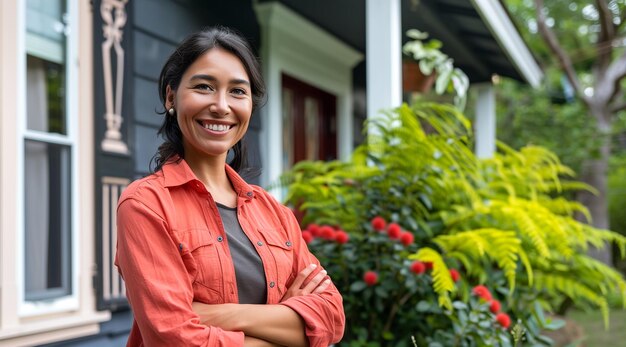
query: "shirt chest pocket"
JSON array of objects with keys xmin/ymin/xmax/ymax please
[
  {"xmin": 178, "ymin": 229, "xmax": 224, "ymax": 304},
  {"xmin": 259, "ymin": 228, "xmax": 295, "ymax": 293}
]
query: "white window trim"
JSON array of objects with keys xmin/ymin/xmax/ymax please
[
  {"xmin": 16, "ymin": 0, "xmax": 81, "ymax": 318},
  {"xmin": 254, "ymin": 2, "xmax": 363, "ymax": 193}
]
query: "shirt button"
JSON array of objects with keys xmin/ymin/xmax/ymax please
[
  {"xmin": 246, "ymin": 191, "xmax": 253, "ymax": 197},
  {"xmin": 217, "ymin": 236, "xmax": 223, "ymax": 242},
  {"xmin": 257, "ymin": 241, "xmax": 264, "ymax": 246},
  {"xmin": 285, "ymin": 241, "xmax": 292, "ymax": 247},
  {"xmin": 269, "ymin": 281, "xmax": 275, "ymax": 288}
]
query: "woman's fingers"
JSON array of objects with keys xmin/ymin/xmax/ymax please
[
  {"xmin": 312, "ymin": 279, "xmax": 331, "ymax": 294},
  {"xmin": 290, "ymin": 264, "xmax": 317, "ymax": 289},
  {"xmin": 281, "ymin": 264, "xmax": 331, "ymax": 301},
  {"xmin": 300, "ymin": 269, "xmax": 327, "ymax": 293}
]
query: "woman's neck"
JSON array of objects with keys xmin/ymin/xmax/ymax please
[{"xmin": 184, "ymin": 153, "xmax": 238, "ymax": 208}]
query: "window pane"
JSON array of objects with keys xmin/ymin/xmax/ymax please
[
  {"xmin": 27, "ymin": 55, "xmax": 66, "ymax": 134},
  {"xmin": 26, "ymin": 0, "xmax": 66, "ymax": 63},
  {"xmin": 24, "ymin": 140, "xmax": 72, "ymax": 300}
]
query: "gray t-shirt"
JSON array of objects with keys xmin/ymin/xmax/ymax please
[{"xmin": 216, "ymin": 203, "xmax": 267, "ymax": 304}]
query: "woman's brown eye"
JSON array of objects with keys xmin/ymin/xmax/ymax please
[{"xmin": 195, "ymin": 84, "xmax": 213, "ymax": 91}]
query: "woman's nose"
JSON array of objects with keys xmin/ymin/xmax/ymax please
[{"xmin": 209, "ymin": 91, "xmax": 229, "ymax": 116}]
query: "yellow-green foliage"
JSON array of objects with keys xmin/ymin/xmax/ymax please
[
  {"xmin": 416, "ymin": 111, "xmax": 626, "ymax": 325},
  {"xmin": 428, "ymin": 228, "xmax": 531, "ymax": 292},
  {"xmin": 410, "ymin": 247, "xmax": 455, "ymax": 309},
  {"xmin": 281, "ymin": 101, "xmax": 626, "ymax": 326}
]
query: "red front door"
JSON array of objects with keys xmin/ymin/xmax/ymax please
[{"xmin": 281, "ymin": 74, "xmax": 337, "ymax": 169}]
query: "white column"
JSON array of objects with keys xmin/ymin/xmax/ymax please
[
  {"xmin": 366, "ymin": 0, "xmax": 402, "ymax": 122},
  {"xmin": 474, "ymin": 83, "xmax": 496, "ymax": 159}
]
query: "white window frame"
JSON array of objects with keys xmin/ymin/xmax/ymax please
[{"xmin": 16, "ymin": 0, "xmax": 80, "ymax": 317}]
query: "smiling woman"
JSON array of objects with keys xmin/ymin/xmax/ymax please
[{"xmin": 114, "ymin": 27, "xmax": 345, "ymax": 347}]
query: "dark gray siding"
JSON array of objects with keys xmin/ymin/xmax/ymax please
[{"xmin": 130, "ymin": 0, "xmax": 263, "ymax": 178}]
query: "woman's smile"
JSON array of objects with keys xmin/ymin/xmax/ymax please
[{"xmin": 196, "ymin": 119, "xmax": 236, "ymax": 134}]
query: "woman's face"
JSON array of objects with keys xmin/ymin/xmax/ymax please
[{"xmin": 168, "ymin": 47, "xmax": 253, "ymax": 163}]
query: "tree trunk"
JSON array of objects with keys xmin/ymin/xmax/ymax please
[{"xmin": 576, "ymin": 108, "xmax": 612, "ymax": 264}]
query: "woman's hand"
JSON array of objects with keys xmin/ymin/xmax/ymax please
[{"xmin": 281, "ymin": 264, "xmax": 331, "ymax": 302}]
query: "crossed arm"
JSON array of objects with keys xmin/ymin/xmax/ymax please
[{"xmin": 192, "ymin": 264, "xmax": 331, "ymax": 347}]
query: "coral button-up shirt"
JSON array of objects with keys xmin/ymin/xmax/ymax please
[{"xmin": 115, "ymin": 158, "xmax": 345, "ymax": 346}]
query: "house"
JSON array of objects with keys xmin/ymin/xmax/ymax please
[{"xmin": 0, "ymin": 0, "xmax": 541, "ymax": 345}]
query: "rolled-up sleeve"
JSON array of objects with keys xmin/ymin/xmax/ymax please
[
  {"xmin": 275, "ymin": 203, "xmax": 346, "ymax": 346},
  {"xmin": 116, "ymin": 196, "xmax": 244, "ymax": 346}
]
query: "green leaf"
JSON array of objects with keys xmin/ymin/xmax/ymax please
[
  {"xmin": 543, "ymin": 318, "xmax": 566, "ymax": 331},
  {"xmin": 416, "ymin": 300, "xmax": 431, "ymax": 312},
  {"xmin": 350, "ymin": 281, "xmax": 367, "ymax": 292},
  {"xmin": 382, "ymin": 331, "xmax": 395, "ymax": 340}
]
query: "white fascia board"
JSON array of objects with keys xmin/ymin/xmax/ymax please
[
  {"xmin": 471, "ymin": 0, "xmax": 543, "ymax": 87},
  {"xmin": 255, "ymin": 3, "xmax": 363, "ymax": 69}
]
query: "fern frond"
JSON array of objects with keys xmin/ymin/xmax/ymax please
[
  {"xmin": 585, "ymin": 227, "xmax": 626, "ymax": 258},
  {"xmin": 434, "ymin": 228, "xmax": 529, "ymax": 291},
  {"xmin": 534, "ymin": 272, "xmax": 610, "ymax": 327},
  {"xmin": 410, "ymin": 247, "xmax": 454, "ymax": 309},
  {"xmin": 537, "ymin": 197, "xmax": 590, "ymax": 220},
  {"xmin": 495, "ymin": 201, "xmax": 550, "ymax": 257}
]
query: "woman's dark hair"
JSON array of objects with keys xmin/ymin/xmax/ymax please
[{"xmin": 151, "ymin": 26, "xmax": 266, "ymax": 173}]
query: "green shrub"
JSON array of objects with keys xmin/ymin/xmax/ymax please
[{"xmin": 281, "ymin": 102, "xmax": 626, "ymax": 346}]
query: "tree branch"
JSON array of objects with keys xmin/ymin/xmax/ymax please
[
  {"xmin": 611, "ymin": 101, "xmax": 626, "ymax": 114},
  {"xmin": 533, "ymin": 0, "xmax": 588, "ymax": 104},
  {"xmin": 597, "ymin": 49, "xmax": 626, "ymax": 104},
  {"xmin": 595, "ymin": 0, "xmax": 615, "ymax": 42},
  {"xmin": 595, "ymin": 0, "xmax": 615, "ymax": 69},
  {"xmin": 617, "ymin": 6, "xmax": 626, "ymax": 32}
]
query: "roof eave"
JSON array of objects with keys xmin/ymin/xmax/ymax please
[{"xmin": 470, "ymin": 0, "xmax": 543, "ymax": 87}]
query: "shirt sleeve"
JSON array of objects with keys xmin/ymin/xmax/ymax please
[
  {"xmin": 273, "ymin": 202, "xmax": 346, "ymax": 346},
  {"xmin": 115, "ymin": 196, "xmax": 245, "ymax": 346}
]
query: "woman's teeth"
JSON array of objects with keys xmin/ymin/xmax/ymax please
[{"xmin": 204, "ymin": 123, "xmax": 230, "ymax": 131}]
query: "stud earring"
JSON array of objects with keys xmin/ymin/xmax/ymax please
[{"xmin": 168, "ymin": 107, "xmax": 175, "ymax": 115}]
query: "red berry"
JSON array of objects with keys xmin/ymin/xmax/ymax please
[
  {"xmin": 371, "ymin": 216, "xmax": 386, "ymax": 231},
  {"xmin": 410, "ymin": 261, "xmax": 426, "ymax": 274},
  {"xmin": 472, "ymin": 285, "xmax": 493, "ymax": 301},
  {"xmin": 495, "ymin": 313, "xmax": 511, "ymax": 328},
  {"xmin": 307, "ymin": 224, "xmax": 320, "ymax": 236},
  {"xmin": 449, "ymin": 269, "xmax": 461, "ymax": 282},
  {"xmin": 319, "ymin": 225, "xmax": 335, "ymax": 240},
  {"xmin": 400, "ymin": 231, "xmax": 414, "ymax": 246},
  {"xmin": 387, "ymin": 223, "xmax": 402, "ymax": 239},
  {"xmin": 363, "ymin": 271, "xmax": 378, "ymax": 286},
  {"xmin": 490, "ymin": 300, "xmax": 501, "ymax": 314},
  {"xmin": 424, "ymin": 261, "xmax": 433, "ymax": 270},
  {"xmin": 335, "ymin": 230, "xmax": 350, "ymax": 244},
  {"xmin": 301, "ymin": 230, "xmax": 314, "ymax": 244}
]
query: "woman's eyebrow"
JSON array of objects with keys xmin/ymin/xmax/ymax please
[{"xmin": 190, "ymin": 74, "xmax": 250, "ymax": 86}]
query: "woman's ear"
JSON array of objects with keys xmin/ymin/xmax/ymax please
[{"xmin": 165, "ymin": 85, "xmax": 175, "ymax": 109}]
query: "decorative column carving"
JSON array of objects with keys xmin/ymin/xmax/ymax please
[{"xmin": 100, "ymin": 0, "xmax": 129, "ymax": 154}]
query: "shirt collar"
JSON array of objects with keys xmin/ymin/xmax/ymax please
[{"xmin": 162, "ymin": 156, "xmax": 255, "ymax": 198}]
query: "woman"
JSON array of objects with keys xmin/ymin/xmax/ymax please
[{"xmin": 115, "ymin": 27, "xmax": 345, "ymax": 347}]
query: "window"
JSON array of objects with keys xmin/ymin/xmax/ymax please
[{"xmin": 20, "ymin": 0, "xmax": 77, "ymax": 313}]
